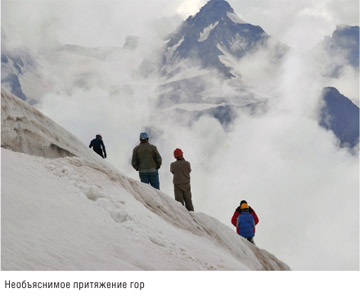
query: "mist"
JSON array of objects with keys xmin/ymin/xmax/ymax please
[{"xmin": 2, "ymin": 0, "xmax": 359, "ymax": 270}]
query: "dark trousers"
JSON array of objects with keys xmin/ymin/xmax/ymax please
[
  {"xmin": 93, "ymin": 148, "xmax": 104, "ymax": 158},
  {"xmin": 174, "ymin": 182, "xmax": 194, "ymax": 211},
  {"xmin": 246, "ymin": 237, "xmax": 255, "ymax": 244},
  {"xmin": 139, "ymin": 171, "xmax": 160, "ymax": 190}
]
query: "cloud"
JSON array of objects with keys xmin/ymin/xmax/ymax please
[
  {"xmin": 176, "ymin": 0, "xmax": 206, "ymax": 17},
  {"xmin": 326, "ymin": 65, "xmax": 359, "ymax": 105},
  {"xmin": 1, "ymin": 0, "xmax": 184, "ymax": 50},
  {"xmin": 229, "ymin": 0, "xmax": 359, "ymax": 49},
  {"xmin": 3, "ymin": 0, "xmax": 358, "ymax": 50},
  {"xmin": 311, "ymin": 29, "xmax": 359, "ymax": 106}
]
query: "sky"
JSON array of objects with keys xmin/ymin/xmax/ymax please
[{"xmin": 1, "ymin": 0, "xmax": 359, "ymax": 272}]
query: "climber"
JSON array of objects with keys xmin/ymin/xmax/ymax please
[
  {"xmin": 231, "ymin": 200, "xmax": 259, "ymax": 244},
  {"xmin": 89, "ymin": 134, "xmax": 107, "ymax": 158},
  {"xmin": 131, "ymin": 132, "xmax": 162, "ymax": 190},
  {"xmin": 170, "ymin": 148, "xmax": 194, "ymax": 211}
]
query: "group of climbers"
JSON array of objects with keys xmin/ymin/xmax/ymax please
[
  {"xmin": 89, "ymin": 132, "xmax": 194, "ymax": 212},
  {"xmin": 89, "ymin": 132, "xmax": 259, "ymax": 244},
  {"xmin": 131, "ymin": 132, "xmax": 194, "ymax": 212}
]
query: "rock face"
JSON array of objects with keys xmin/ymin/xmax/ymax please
[
  {"xmin": 1, "ymin": 45, "xmax": 46, "ymax": 104},
  {"xmin": 322, "ymin": 25, "xmax": 359, "ymax": 77},
  {"xmin": 319, "ymin": 87, "xmax": 359, "ymax": 148},
  {"xmin": 1, "ymin": 50, "xmax": 29, "ymax": 101},
  {"xmin": 1, "ymin": 72, "xmax": 27, "ymax": 101}
]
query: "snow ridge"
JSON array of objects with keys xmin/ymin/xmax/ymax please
[
  {"xmin": 1, "ymin": 88, "xmax": 99, "ymax": 161},
  {"xmin": 226, "ymin": 12, "xmax": 247, "ymax": 24}
]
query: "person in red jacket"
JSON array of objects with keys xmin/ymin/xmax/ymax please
[
  {"xmin": 170, "ymin": 148, "xmax": 194, "ymax": 211},
  {"xmin": 231, "ymin": 200, "xmax": 259, "ymax": 242}
]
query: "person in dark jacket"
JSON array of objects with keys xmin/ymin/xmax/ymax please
[
  {"xmin": 231, "ymin": 200, "xmax": 259, "ymax": 244},
  {"xmin": 132, "ymin": 132, "xmax": 162, "ymax": 190},
  {"xmin": 89, "ymin": 134, "xmax": 107, "ymax": 158},
  {"xmin": 170, "ymin": 148, "xmax": 194, "ymax": 211}
]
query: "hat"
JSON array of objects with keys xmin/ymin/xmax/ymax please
[
  {"xmin": 240, "ymin": 203, "xmax": 249, "ymax": 209},
  {"xmin": 140, "ymin": 132, "xmax": 148, "ymax": 139},
  {"xmin": 174, "ymin": 148, "xmax": 183, "ymax": 158},
  {"xmin": 240, "ymin": 200, "xmax": 247, "ymax": 206}
]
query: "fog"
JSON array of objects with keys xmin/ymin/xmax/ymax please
[{"xmin": 2, "ymin": 0, "xmax": 359, "ymax": 270}]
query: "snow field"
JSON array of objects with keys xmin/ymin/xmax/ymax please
[{"xmin": 2, "ymin": 148, "xmax": 288, "ymax": 270}]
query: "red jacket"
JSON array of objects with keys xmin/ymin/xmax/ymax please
[{"xmin": 231, "ymin": 206, "xmax": 259, "ymax": 235}]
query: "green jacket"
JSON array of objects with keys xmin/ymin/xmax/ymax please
[{"xmin": 132, "ymin": 142, "xmax": 162, "ymax": 172}]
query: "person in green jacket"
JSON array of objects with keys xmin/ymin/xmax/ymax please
[{"xmin": 132, "ymin": 132, "xmax": 162, "ymax": 189}]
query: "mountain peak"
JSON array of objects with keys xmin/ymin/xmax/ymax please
[
  {"xmin": 187, "ymin": 0, "xmax": 235, "ymax": 26},
  {"xmin": 319, "ymin": 87, "xmax": 359, "ymax": 148},
  {"xmin": 163, "ymin": 0, "xmax": 274, "ymax": 78},
  {"xmin": 198, "ymin": 0, "xmax": 233, "ymax": 16}
]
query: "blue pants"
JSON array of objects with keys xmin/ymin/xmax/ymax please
[{"xmin": 139, "ymin": 171, "xmax": 160, "ymax": 190}]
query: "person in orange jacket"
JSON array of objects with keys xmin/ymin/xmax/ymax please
[{"xmin": 231, "ymin": 200, "xmax": 259, "ymax": 243}]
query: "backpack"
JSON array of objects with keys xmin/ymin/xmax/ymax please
[{"xmin": 237, "ymin": 212, "xmax": 255, "ymax": 238}]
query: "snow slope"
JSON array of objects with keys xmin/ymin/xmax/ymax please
[
  {"xmin": 1, "ymin": 88, "xmax": 100, "ymax": 161},
  {"xmin": 1, "ymin": 89, "xmax": 289, "ymax": 270}
]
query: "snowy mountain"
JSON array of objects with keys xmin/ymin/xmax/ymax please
[
  {"xmin": 1, "ymin": 30, "xmax": 49, "ymax": 104},
  {"xmin": 1, "ymin": 88, "xmax": 290, "ymax": 270},
  {"xmin": 1, "ymin": 49, "xmax": 43, "ymax": 104},
  {"xmin": 1, "ymin": 1, "xmax": 287, "ymax": 130},
  {"xmin": 321, "ymin": 25, "xmax": 359, "ymax": 77},
  {"xmin": 149, "ymin": 0, "xmax": 286, "ymax": 128},
  {"xmin": 1, "ymin": 33, "xmax": 139, "ymax": 105},
  {"xmin": 312, "ymin": 25, "xmax": 359, "ymax": 149},
  {"xmin": 319, "ymin": 87, "xmax": 359, "ymax": 148},
  {"xmin": 161, "ymin": 0, "xmax": 287, "ymax": 78}
]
